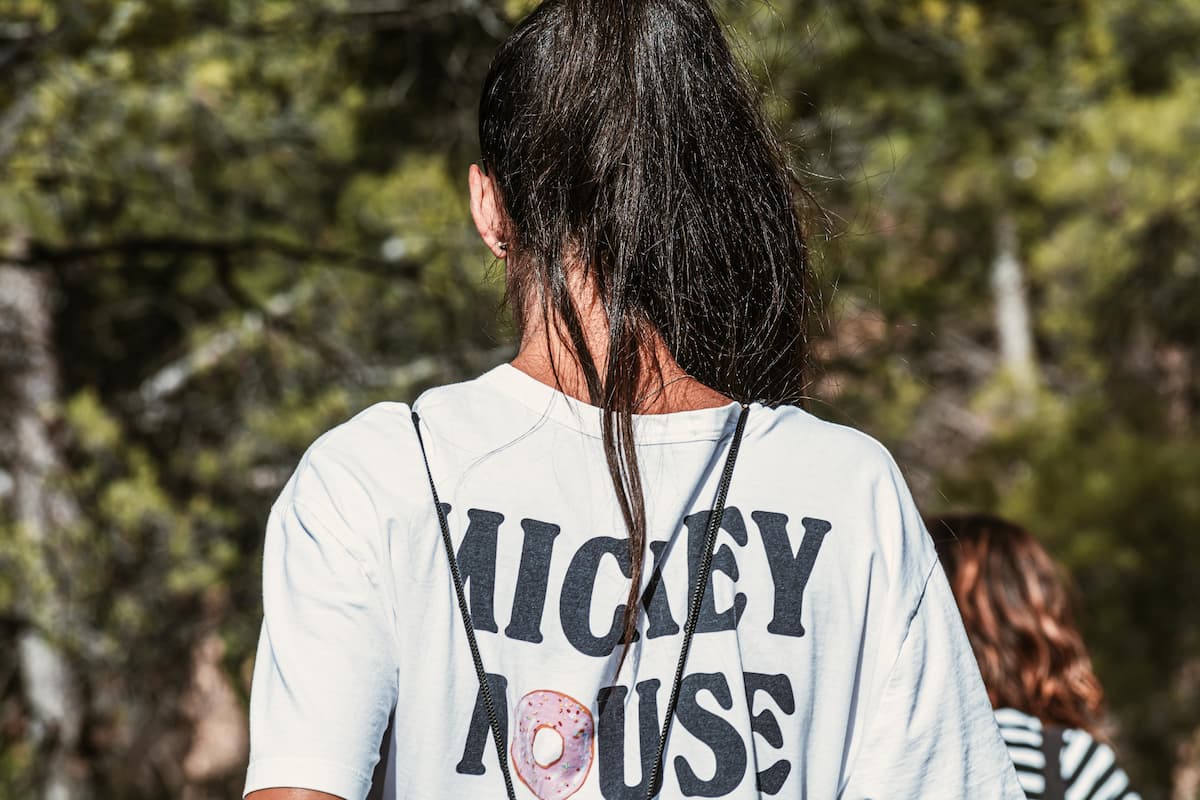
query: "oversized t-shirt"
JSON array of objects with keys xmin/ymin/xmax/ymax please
[{"xmin": 243, "ymin": 363, "xmax": 1024, "ymax": 800}]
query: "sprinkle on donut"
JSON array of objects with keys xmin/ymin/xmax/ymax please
[{"xmin": 510, "ymin": 689, "xmax": 595, "ymax": 800}]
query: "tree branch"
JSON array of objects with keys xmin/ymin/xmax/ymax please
[
  {"xmin": 136, "ymin": 286, "xmax": 311, "ymax": 413},
  {"xmin": 12, "ymin": 235, "xmax": 420, "ymax": 278}
]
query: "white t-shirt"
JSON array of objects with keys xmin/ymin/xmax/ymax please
[{"xmin": 243, "ymin": 363, "xmax": 1024, "ymax": 800}]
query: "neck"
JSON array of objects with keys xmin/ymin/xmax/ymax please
[{"xmin": 509, "ymin": 275, "xmax": 731, "ymax": 414}]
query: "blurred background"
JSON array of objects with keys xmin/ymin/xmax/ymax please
[{"xmin": 0, "ymin": 0, "xmax": 1197, "ymax": 798}]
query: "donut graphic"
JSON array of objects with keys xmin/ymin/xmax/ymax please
[{"xmin": 510, "ymin": 689, "xmax": 596, "ymax": 800}]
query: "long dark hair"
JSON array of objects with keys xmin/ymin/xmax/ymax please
[
  {"xmin": 927, "ymin": 514, "xmax": 1106, "ymax": 733},
  {"xmin": 479, "ymin": 0, "xmax": 812, "ymax": 663}
]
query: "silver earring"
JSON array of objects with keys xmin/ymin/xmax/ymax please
[{"xmin": 498, "ymin": 242, "xmax": 509, "ymax": 252}]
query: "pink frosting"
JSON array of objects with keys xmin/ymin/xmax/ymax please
[{"xmin": 511, "ymin": 689, "xmax": 596, "ymax": 800}]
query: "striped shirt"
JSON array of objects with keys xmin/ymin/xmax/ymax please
[{"xmin": 995, "ymin": 707, "xmax": 1141, "ymax": 800}]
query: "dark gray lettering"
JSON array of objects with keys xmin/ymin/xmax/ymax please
[
  {"xmin": 641, "ymin": 540, "xmax": 680, "ymax": 639},
  {"xmin": 561, "ymin": 536, "xmax": 639, "ymax": 657},
  {"xmin": 752, "ymin": 512, "xmax": 832, "ymax": 637},
  {"xmin": 597, "ymin": 680, "xmax": 661, "ymax": 799},
  {"xmin": 457, "ymin": 508, "xmax": 504, "ymax": 633},
  {"xmin": 455, "ymin": 672, "xmax": 509, "ymax": 776},
  {"xmin": 744, "ymin": 672, "xmax": 795, "ymax": 794},
  {"xmin": 674, "ymin": 672, "xmax": 747, "ymax": 797},
  {"xmin": 504, "ymin": 518, "xmax": 561, "ymax": 643},
  {"xmin": 683, "ymin": 507, "xmax": 748, "ymax": 633}
]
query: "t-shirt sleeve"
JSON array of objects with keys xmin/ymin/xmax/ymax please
[
  {"xmin": 243, "ymin": 442, "xmax": 400, "ymax": 800},
  {"xmin": 841, "ymin": 560, "xmax": 1025, "ymax": 799}
]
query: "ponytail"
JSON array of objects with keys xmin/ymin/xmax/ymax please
[{"xmin": 480, "ymin": 0, "xmax": 812, "ymax": 671}]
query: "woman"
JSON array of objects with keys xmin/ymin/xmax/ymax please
[
  {"xmin": 243, "ymin": 1, "xmax": 1022, "ymax": 798},
  {"xmin": 927, "ymin": 513, "xmax": 1141, "ymax": 800}
]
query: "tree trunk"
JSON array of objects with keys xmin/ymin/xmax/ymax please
[
  {"xmin": 181, "ymin": 604, "xmax": 249, "ymax": 788},
  {"xmin": 990, "ymin": 212, "xmax": 1039, "ymax": 410},
  {"xmin": 0, "ymin": 247, "xmax": 91, "ymax": 800},
  {"xmin": 1173, "ymin": 723, "xmax": 1200, "ymax": 800}
]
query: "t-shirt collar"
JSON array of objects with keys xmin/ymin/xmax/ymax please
[{"xmin": 480, "ymin": 362, "xmax": 744, "ymax": 444}]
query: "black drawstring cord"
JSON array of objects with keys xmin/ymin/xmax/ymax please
[
  {"xmin": 645, "ymin": 404, "xmax": 750, "ymax": 799},
  {"xmin": 412, "ymin": 410, "xmax": 518, "ymax": 800},
  {"xmin": 413, "ymin": 403, "xmax": 751, "ymax": 800}
]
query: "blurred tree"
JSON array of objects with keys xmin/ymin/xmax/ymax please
[
  {"xmin": 726, "ymin": 0, "xmax": 1200, "ymax": 794},
  {"xmin": 0, "ymin": 253, "xmax": 91, "ymax": 799},
  {"xmin": 1, "ymin": 1, "xmax": 509, "ymax": 796},
  {"xmin": 0, "ymin": 0, "xmax": 1197, "ymax": 797}
]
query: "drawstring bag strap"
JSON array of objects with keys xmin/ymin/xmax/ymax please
[
  {"xmin": 412, "ymin": 403, "xmax": 751, "ymax": 800},
  {"xmin": 646, "ymin": 404, "xmax": 749, "ymax": 799},
  {"xmin": 412, "ymin": 410, "xmax": 519, "ymax": 800}
]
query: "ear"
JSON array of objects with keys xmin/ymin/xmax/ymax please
[{"xmin": 469, "ymin": 163, "xmax": 509, "ymax": 259}]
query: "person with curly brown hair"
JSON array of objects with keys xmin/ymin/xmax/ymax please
[{"xmin": 928, "ymin": 513, "xmax": 1142, "ymax": 800}]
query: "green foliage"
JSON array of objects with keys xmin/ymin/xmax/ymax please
[{"xmin": 1, "ymin": 0, "xmax": 1197, "ymax": 797}]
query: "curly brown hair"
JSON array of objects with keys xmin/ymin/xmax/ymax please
[{"xmin": 926, "ymin": 513, "xmax": 1106, "ymax": 734}]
